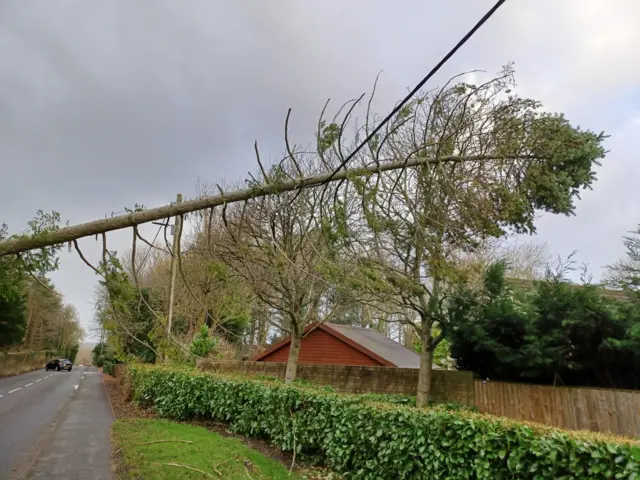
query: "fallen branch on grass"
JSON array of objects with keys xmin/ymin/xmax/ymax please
[
  {"xmin": 212, "ymin": 458, "xmax": 231, "ymax": 476},
  {"xmin": 115, "ymin": 439, "xmax": 193, "ymax": 454},
  {"xmin": 244, "ymin": 465, "xmax": 255, "ymax": 480},
  {"xmin": 153, "ymin": 462, "xmax": 216, "ymax": 477}
]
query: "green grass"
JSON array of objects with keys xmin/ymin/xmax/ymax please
[{"xmin": 112, "ymin": 418, "xmax": 298, "ymax": 479}]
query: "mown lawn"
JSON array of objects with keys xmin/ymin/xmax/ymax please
[{"xmin": 112, "ymin": 418, "xmax": 298, "ymax": 479}]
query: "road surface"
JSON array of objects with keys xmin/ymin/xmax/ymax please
[{"xmin": 0, "ymin": 366, "xmax": 113, "ymax": 479}]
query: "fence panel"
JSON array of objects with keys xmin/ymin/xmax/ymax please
[{"xmin": 474, "ymin": 380, "xmax": 640, "ymax": 438}]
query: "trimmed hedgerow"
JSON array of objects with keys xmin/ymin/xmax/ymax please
[
  {"xmin": 128, "ymin": 365, "xmax": 640, "ymax": 480},
  {"xmin": 103, "ymin": 361, "xmax": 114, "ymax": 376}
]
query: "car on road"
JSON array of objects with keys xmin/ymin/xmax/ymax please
[{"xmin": 45, "ymin": 359, "xmax": 73, "ymax": 372}]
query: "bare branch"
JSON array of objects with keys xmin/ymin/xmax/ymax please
[
  {"xmin": 254, "ymin": 140, "xmax": 269, "ymax": 183},
  {"xmin": 152, "ymin": 463, "xmax": 215, "ymax": 478},
  {"xmin": 284, "ymin": 108, "xmax": 303, "ymax": 177},
  {"xmin": 73, "ymin": 240, "xmax": 100, "ymax": 275},
  {"xmin": 17, "ymin": 254, "xmax": 63, "ymax": 296}
]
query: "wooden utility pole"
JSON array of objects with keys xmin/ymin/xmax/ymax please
[{"xmin": 166, "ymin": 193, "xmax": 182, "ymax": 338}]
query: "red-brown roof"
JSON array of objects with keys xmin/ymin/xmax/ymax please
[{"xmin": 252, "ymin": 322, "xmax": 421, "ymax": 368}]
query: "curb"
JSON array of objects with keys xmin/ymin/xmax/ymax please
[{"xmin": 102, "ymin": 374, "xmax": 128, "ymax": 480}]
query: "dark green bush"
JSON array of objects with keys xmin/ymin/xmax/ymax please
[
  {"xmin": 128, "ymin": 365, "xmax": 640, "ymax": 480},
  {"xmin": 103, "ymin": 361, "xmax": 114, "ymax": 376}
]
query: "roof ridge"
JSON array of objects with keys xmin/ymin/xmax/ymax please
[{"xmin": 327, "ymin": 323, "xmax": 416, "ymax": 349}]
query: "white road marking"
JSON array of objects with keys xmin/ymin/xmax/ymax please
[
  {"xmin": 25, "ymin": 383, "xmax": 33, "ymax": 387},
  {"xmin": 35, "ymin": 379, "xmax": 42, "ymax": 383},
  {"xmin": 8, "ymin": 388, "xmax": 21, "ymax": 394},
  {"xmin": 0, "ymin": 394, "xmax": 3, "ymax": 398},
  {"xmin": 74, "ymin": 385, "xmax": 79, "ymax": 391}
]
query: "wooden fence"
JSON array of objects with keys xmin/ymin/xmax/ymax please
[{"xmin": 474, "ymin": 380, "xmax": 640, "ymax": 438}]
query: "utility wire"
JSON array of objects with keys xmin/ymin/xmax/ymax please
[
  {"xmin": 325, "ymin": 0, "xmax": 507, "ymax": 179},
  {"xmin": 139, "ymin": 223, "xmax": 164, "ymax": 269}
]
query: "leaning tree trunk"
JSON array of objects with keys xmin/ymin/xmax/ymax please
[
  {"xmin": 284, "ymin": 325, "xmax": 302, "ymax": 384},
  {"xmin": 416, "ymin": 324, "xmax": 434, "ymax": 408}
]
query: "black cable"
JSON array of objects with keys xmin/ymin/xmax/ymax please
[{"xmin": 325, "ymin": 0, "xmax": 507, "ymax": 179}]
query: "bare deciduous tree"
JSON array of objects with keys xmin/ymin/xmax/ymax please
[{"xmin": 217, "ymin": 147, "xmax": 349, "ymax": 382}]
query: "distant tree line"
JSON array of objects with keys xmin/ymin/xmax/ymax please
[{"xmin": 0, "ymin": 220, "xmax": 83, "ymax": 360}]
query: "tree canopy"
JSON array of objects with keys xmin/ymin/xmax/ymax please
[
  {"xmin": 332, "ymin": 65, "xmax": 606, "ymax": 404},
  {"xmin": 447, "ymin": 261, "xmax": 640, "ymax": 389},
  {"xmin": 0, "ymin": 220, "xmax": 83, "ymax": 356}
]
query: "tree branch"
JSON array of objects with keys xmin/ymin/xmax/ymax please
[{"xmin": 17, "ymin": 254, "xmax": 63, "ymax": 296}]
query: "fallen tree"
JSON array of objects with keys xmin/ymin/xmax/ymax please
[{"xmin": 0, "ymin": 154, "xmax": 531, "ymax": 257}]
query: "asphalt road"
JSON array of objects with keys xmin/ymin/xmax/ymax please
[{"xmin": 0, "ymin": 366, "xmax": 114, "ymax": 479}]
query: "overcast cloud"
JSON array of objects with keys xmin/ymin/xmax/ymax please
[{"xmin": 1, "ymin": 1, "xmax": 639, "ymax": 340}]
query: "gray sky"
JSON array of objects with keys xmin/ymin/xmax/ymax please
[{"xmin": 1, "ymin": 1, "xmax": 639, "ymax": 340}]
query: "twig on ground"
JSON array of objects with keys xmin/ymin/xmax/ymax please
[
  {"xmin": 244, "ymin": 465, "xmax": 255, "ymax": 480},
  {"xmin": 115, "ymin": 439, "xmax": 193, "ymax": 454},
  {"xmin": 152, "ymin": 462, "xmax": 216, "ymax": 477},
  {"xmin": 212, "ymin": 458, "xmax": 231, "ymax": 476}
]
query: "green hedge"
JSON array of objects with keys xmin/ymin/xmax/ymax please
[
  {"xmin": 128, "ymin": 365, "xmax": 640, "ymax": 480},
  {"xmin": 103, "ymin": 361, "xmax": 114, "ymax": 376}
]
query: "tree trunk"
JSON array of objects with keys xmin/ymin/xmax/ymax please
[
  {"xmin": 284, "ymin": 327, "xmax": 302, "ymax": 384},
  {"xmin": 403, "ymin": 325, "xmax": 415, "ymax": 349},
  {"xmin": 248, "ymin": 317, "xmax": 257, "ymax": 345},
  {"xmin": 23, "ymin": 306, "xmax": 33, "ymax": 345},
  {"xmin": 258, "ymin": 317, "xmax": 267, "ymax": 346},
  {"xmin": 361, "ymin": 304, "xmax": 371, "ymax": 328},
  {"xmin": 0, "ymin": 154, "xmax": 486, "ymax": 257},
  {"xmin": 416, "ymin": 326, "xmax": 434, "ymax": 408}
]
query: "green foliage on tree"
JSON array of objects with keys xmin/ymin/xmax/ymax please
[
  {"xmin": 412, "ymin": 324, "xmax": 455, "ymax": 369},
  {"xmin": 189, "ymin": 325, "xmax": 218, "ymax": 358},
  {"xmin": 0, "ymin": 224, "xmax": 27, "ymax": 346},
  {"xmin": 447, "ymin": 261, "xmax": 640, "ymax": 389},
  {"xmin": 96, "ymin": 254, "xmax": 159, "ymax": 363},
  {"xmin": 61, "ymin": 343, "xmax": 80, "ymax": 362},
  {"xmin": 200, "ymin": 259, "xmax": 251, "ymax": 342},
  {"xmin": 0, "ymin": 215, "xmax": 80, "ymax": 352},
  {"xmin": 0, "ymin": 285, "xmax": 27, "ymax": 347},
  {"xmin": 340, "ymin": 65, "xmax": 607, "ymax": 405},
  {"xmin": 92, "ymin": 342, "xmax": 118, "ymax": 367}
]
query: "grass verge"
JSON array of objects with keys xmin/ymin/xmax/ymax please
[{"xmin": 112, "ymin": 418, "xmax": 299, "ymax": 479}]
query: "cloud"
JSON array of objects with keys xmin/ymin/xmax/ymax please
[
  {"xmin": 0, "ymin": 0, "xmax": 638, "ymax": 338},
  {"xmin": 533, "ymin": 112, "xmax": 640, "ymax": 278}
]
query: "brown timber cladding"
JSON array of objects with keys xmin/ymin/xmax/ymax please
[
  {"xmin": 474, "ymin": 380, "xmax": 640, "ymax": 438},
  {"xmin": 257, "ymin": 328, "xmax": 385, "ymax": 366},
  {"xmin": 198, "ymin": 360, "xmax": 475, "ymax": 405}
]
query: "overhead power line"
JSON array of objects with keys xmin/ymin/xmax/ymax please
[
  {"xmin": 0, "ymin": 1, "xmax": 508, "ymax": 258},
  {"xmin": 326, "ymin": 0, "xmax": 507, "ymax": 180}
]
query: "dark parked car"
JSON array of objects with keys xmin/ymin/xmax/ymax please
[{"xmin": 45, "ymin": 358, "xmax": 73, "ymax": 372}]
